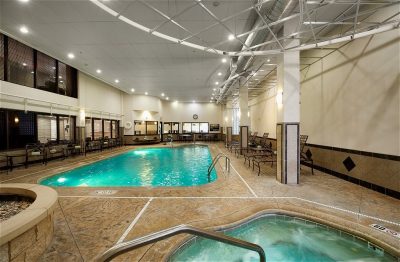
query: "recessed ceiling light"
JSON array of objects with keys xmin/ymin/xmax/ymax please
[
  {"xmin": 19, "ymin": 26, "xmax": 29, "ymax": 34},
  {"xmin": 22, "ymin": 63, "xmax": 27, "ymax": 66},
  {"xmin": 60, "ymin": 80, "xmax": 64, "ymax": 83},
  {"xmin": 166, "ymin": 97, "xmax": 169, "ymax": 100},
  {"xmin": 114, "ymin": 79, "xmax": 119, "ymax": 83},
  {"xmin": 145, "ymin": 92, "xmax": 148, "ymax": 95},
  {"xmin": 213, "ymin": 88, "xmax": 216, "ymax": 91},
  {"xmin": 161, "ymin": 93, "xmax": 165, "ymax": 97},
  {"xmin": 96, "ymin": 69, "xmax": 102, "ymax": 74},
  {"xmin": 228, "ymin": 34, "xmax": 235, "ymax": 41},
  {"xmin": 30, "ymin": 71, "xmax": 34, "ymax": 74},
  {"xmin": 131, "ymin": 88, "xmax": 135, "ymax": 92},
  {"xmin": 18, "ymin": 0, "xmax": 30, "ymax": 2},
  {"xmin": 267, "ymin": 59, "xmax": 271, "ymax": 62},
  {"xmin": 215, "ymin": 82, "xmax": 220, "ymax": 85},
  {"xmin": 218, "ymin": 72, "xmax": 222, "ymax": 76},
  {"xmin": 221, "ymin": 58, "xmax": 227, "ymax": 63},
  {"xmin": 210, "ymin": 100, "xmax": 212, "ymax": 103},
  {"xmin": 67, "ymin": 53, "xmax": 75, "ymax": 59},
  {"xmin": 59, "ymin": 76, "xmax": 62, "ymax": 79}
]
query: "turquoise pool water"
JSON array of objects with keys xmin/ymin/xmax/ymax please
[
  {"xmin": 170, "ymin": 214, "xmax": 397, "ymax": 262},
  {"xmin": 40, "ymin": 145, "xmax": 217, "ymax": 187}
]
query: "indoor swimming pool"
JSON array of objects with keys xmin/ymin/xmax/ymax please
[
  {"xmin": 170, "ymin": 214, "xmax": 397, "ymax": 262},
  {"xmin": 40, "ymin": 145, "xmax": 217, "ymax": 187}
]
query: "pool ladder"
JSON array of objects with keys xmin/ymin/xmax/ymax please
[
  {"xmin": 95, "ymin": 224, "xmax": 266, "ymax": 262},
  {"xmin": 208, "ymin": 153, "xmax": 230, "ymax": 181}
]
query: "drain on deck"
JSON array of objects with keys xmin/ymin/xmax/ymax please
[{"xmin": 91, "ymin": 190, "xmax": 118, "ymax": 196}]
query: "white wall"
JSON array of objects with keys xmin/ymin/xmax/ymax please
[
  {"xmin": 301, "ymin": 28, "xmax": 399, "ymax": 155},
  {"xmin": 248, "ymin": 28, "xmax": 399, "ymax": 156},
  {"xmin": 0, "ymin": 72, "xmax": 124, "ymax": 121},
  {"xmin": 122, "ymin": 94, "xmax": 162, "ymax": 135},
  {"xmin": 249, "ymin": 88, "xmax": 277, "ymax": 138},
  {"xmin": 78, "ymin": 72, "xmax": 123, "ymax": 119},
  {"xmin": 0, "ymin": 80, "xmax": 79, "ymax": 115}
]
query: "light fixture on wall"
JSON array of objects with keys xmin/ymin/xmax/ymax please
[
  {"xmin": 14, "ymin": 116, "xmax": 19, "ymax": 124},
  {"xmin": 166, "ymin": 97, "xmax": 169, "ymax": 100},
  {"xmin": 96, "ymin": 69, "xmax": 102, "ymax": 74},
  {"xmin": 19, "ymin": 26, "xmax": 29, "ymax": 34},
  {"xmin": 221, "ymin": 58, "xmax": 227, "ymax": 63},
  {"xmin": 131, "ymin": 88, "xmax": 135, "ymax": 92},
  {"xmin": 67, "ymin": 53, "xmax": 75, "ymax": 59},
  {"xmin": 276, "ymin": 90, "xmax": 283, "ymax": 105},
  {"xmin": 145, "ymin": 92, "xmax": 148, "ymax": 95}
]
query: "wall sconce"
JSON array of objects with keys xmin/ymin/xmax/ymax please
[
  {"xmin": 14, "ymin": 116, "xmax": 19, "ymax": 124},
  {"xmin": 276, "ymin": 90, "xmax": 283, "ymax": 105},
  {"xmin": 224, "ymin": 117, "xmax": 228, "ymax": 122}
]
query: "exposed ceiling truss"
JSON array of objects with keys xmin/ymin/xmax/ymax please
[{"xmin": 91, "ymin": 0, "xmax": 400, "ymax": 57}]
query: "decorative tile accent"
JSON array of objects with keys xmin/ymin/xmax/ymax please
[
  {"xmin": 343, "ymin": 156, "xmax": 356, "ymax": 172},
  {"xmin": 306, "ymin": 149, "xmax": 312, "ymax": 159}
]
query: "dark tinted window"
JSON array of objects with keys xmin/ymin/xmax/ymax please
[
  {"xmin": 36, "ymin": 52, "xmax": 57, "ymax": 93},
  {"xmin": 0, "ymin": 35, "xmax": 4, "ymax": 81},
  {"xmin": 58, "ymin": 61, "xmax": 77, "ymax": 97},
  {"xmin": 0, "ymin": 110, "xmax": 6, "ymax": 150},
  {"xmin": 8, "ymin": 111, "xmax": 36, "ymax": 148},
  {"xmin": 7, "ymin": 38, "xmax": 34, "ymax": 87}
]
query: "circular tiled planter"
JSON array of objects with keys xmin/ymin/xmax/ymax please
[{"xmin": 0, "ymin": 184, "xmax": 58, "ymax": 262}]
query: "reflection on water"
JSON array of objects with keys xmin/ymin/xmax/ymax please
[
  {"xmin": 170, "ymin": 215, "xmax": 397, "ymax": 262},
  {"xmin": 40, "ymin": 145, "xmax": 217, "ymax": 187}
]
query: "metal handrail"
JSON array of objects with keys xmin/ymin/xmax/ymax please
[
  {"xmin": 95, "ymin": 224, "xmax": 266, "ymax": 262},
  {"xmin": 208, "ymin": 153, "xmax": 230, "ymax": 180}
]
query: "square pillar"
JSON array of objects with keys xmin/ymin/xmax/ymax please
[
  {"xmin": 226, "ymin": 127, "xmax": 232, "ymax": 147},
  {"xmin": 276, "ymin": 18, "xmax": 301, "ymax": 185},
  {"xmin": 239, "ymin": 126, "xmax": 249, "ymax": 155}
]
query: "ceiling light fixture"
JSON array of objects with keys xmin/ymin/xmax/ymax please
[
  {"xmin": 221, "ymin": 58, "xmax": 227, "ymax": 63},
  {"xmin": 96, "ymin": 69, "xmax": 102, "ymax": 74},
  {"xmin": 131, "ymin": 88, "xmax": 135, "ymax": 92},
  {"xmin": 218, "ymin": 72, "xmax": 222, "ymax": 76},
  {"xmin": 267, "ymin": 59, "xmax": 271, "ymax": 62},
  {"xmin": 166, "ymin": 97, "xmax": 169, "ymax": 100},
  {"xmin": 215, "ymin": 82, "xmax": 219, "ymax": 85},
  {"xmin": 67, "ymin": 53, "xmax": 75, "ymax": 59},
  {"xmin": 22, "ymin": 63, "xmax": 27, "ymax": 66},
  {"xmin": 145, "ymin": 92, "xmax": 148, "ymax": 95},
  {"xmin": 18, "ymin": 0, "xmax": 30, "ymax": 2},
  {"xmin": 19, "ymin": 26, "xmax": 29, "ymax": 34},
  {"xmin": 114, "ymin": 79, "xmax": 119, "ymax": 83},
  {"xmin": 161, "ymin": 93, "xmax": 165, "ymax": 97},
  {"xmin": 228, "ymin": 34, "xmax": 235, "ymax": 41},
  {"xmin": 213, "ymin": 88, "xmax": 216, "ymax": 91}
]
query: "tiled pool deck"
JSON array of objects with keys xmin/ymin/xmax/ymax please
[{"xmin": 1, "ymin": 142, "xmax": 399, "ymax": 261}]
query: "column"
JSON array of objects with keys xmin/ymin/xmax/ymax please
[
  {"xmin": 76, "ymin": 109, "xmax": 86, "ymax": 150},
  {"xmin": 276, "ymin": 19, "xmax": 301, "ymax": 184},
  {"xmin": 239, "ymin": 84, "xmax": 249, "ymax": 154}
]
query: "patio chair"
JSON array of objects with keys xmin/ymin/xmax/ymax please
[
  {"xmin": 25, "ymin": 143, "xmax": 46, "ymax": 168},
  {"xmin": 300, "ymin": 135, "xmax": 314, "ymax": 175}
]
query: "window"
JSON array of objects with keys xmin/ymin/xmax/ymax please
[
  {"xmin": 191, "ymin": 123, "xmax": 200, "ymax": 133},
  {"xmin": 200, "ymin": 123, "xmax": 209, "ymax": 133},
  {"xmin": 37, "ymin": 115, "xmax": 57, "ymax": 143},
  {"xmin": 182, "ymin": 123, "xmax": 191, "ymax": 133},
  {"xmin": 111, "ymin": 121, "xmax": 118, "ymax": 138},
  {"xmin": 0, "ymin": 110, "xmax": 6, "ymax": 150},
  {"xmin": 104, "ymin": 120, "xmax": 111, "ymax": 138},
  {"xmin": 36, "ymin": 52, "xmax": 57, "ymax": 93},
  {"xmin": 8, "ymin": 111, "xmax": 36, "ymax": 149},
  {"xmin": 163, "ymin": 122, "xmax": 171, "ymax": 134},
  {"xmin": 172, "ymin": 122, "xmax": 179, "ymax": 133},
  {"xmin": 7, "ymin": 38, "xmax": 34, "ymax": 88},
  {"xmin": 93, "ymin": 119, "xmax": 102, "ymax": 139},
  {"xmin": 85, "ymin": 119, "xmax": 92, "ymax": 140},
  {"xmin": 210, "ymin": 124, "xmax": 220, "ymax": 132},
  {"xmin": 0, "ymin": 34, "xmax": 4, "ymax": 81},
  {"xmin": 58, "ymin": 61, "xmax": 77, "ymax": 97},
  {"xmin": 146, "ymin": 121, "xmax": 158, "ymax": 135},
  {"xmin": 59, "ymin": 116, "xmax": 75, "ymax": 141},
  {"xmin": 134, "ymin": 121, "xmax": 145, "ymax": 135}
]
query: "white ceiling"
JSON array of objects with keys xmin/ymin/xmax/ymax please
[{"xmin": 0, "ymin": 0, "xmax": 398, "ymax": 102}]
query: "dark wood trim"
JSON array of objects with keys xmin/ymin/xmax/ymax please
[{"xmin": 301, "ymin": 162, "xmax": 400, "ymax": 200}]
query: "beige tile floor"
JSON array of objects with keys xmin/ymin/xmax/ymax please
[{"xmin": 1, "ymin": 142, "xmax": 399, "ymax": 261}]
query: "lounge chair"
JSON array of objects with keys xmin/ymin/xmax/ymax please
[
  {"xmin": 45, "ymin": 140, "xmax": 66, "ymax": 163},
  {"xmin": 300, "ymin": 135, "xmax": 314, "ymax": 175},
  {"xmin": 252, "ymin": 149, "xmax": 276, "ymax": 176}
]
